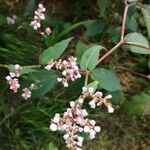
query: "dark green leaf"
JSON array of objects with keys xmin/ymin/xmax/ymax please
[
  {"xmin": 126, "ymin": 16, "xmax": 138, "ymax": 32},
  {"xmin": 29, "ymin": 70, "xmax": 59, "ymax": 98},
  {"xmin": 40, "ymin": 38, "xmax": 73, "ymax": 64},
  {"xmin": 91, "ymin": 68, "xmax": 122, "ymax": 91},
  {"xmin": 85, "ymin": 20, "xmax": 105, "ymax": 37},
  {"xmin": 75, "ymin": 41, "xmax": 92, "ymax": 62}
]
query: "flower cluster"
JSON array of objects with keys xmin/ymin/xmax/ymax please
[
  {"xmin": 45, "ymin": 56, "xmax": 81, "ymax": 87},
  {"xmin": 5, "ymin": 64, "xmax": 22, "ymax": 93},
  {"xmin": 81, "ymin": 87, "xmax": 114, "ymax": 113},
  {"xmin": 6, "ymin": 15, "xmax": 17, "ymax": 25},
  {"xmin": 30, "ymin": 4, "xmax": 45, "ymax": 30},
  {"xmin": 22, "ymin": 84, "xmax": 34, "ymax": 100},
  {"xmin": 50, "ymin": 101, "xmax": 101, "ymax": 150},
  {"xmin": 30, "ymin": 3, "xmax": 51, "ymax": 35},
  {"xmin": 50, "ymin": 86, "xmax": 114, "ymax": 149}
]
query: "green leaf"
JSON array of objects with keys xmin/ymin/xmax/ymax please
[
  {"xmin": 40, "ymin": 37, "xmax": 73, "ymax": 64},
  {"xmin": 48, "ymin": 142, "xmax": 58, "ymax": 150},
  {"xmin": 85, "ymin": 20, "xmax": 105, "ymax": 37},
  {"xmin": 107, "ymin": 27, "xmax": 120, "ymax": 44},
  {"xmin": 8, "ymin": 65, "xmax": 36, "ymax": 75},
  {"xmin": 124, "ymin": 33, "xmax": 150, "ymax": 54},
  {"xmin": 75, "ymin": 41, "xmax": 95, "ymax": 63},
  {"xmin": 126, "ymin": 15, "xmax": 138, "ymax": 32},
  {"xmin": 91, "ymin": 68, "xmax": 122, "ymax": 91},
  {"xmin": 80, "ymin": 45, "xmax": 105, "ymax": 70},
  {"xmin": 121, "ymin": 91, "xmax": 150, "ymax": 115},
  {"xmin": 86, "ymin": 81, "xmax": 99, "ymax": 93},
  {"xmin": 75, "ymin": 41, "xmax": 90, "ymax": 62},
  {"xmin": 29, "ymin": 70, "xmax": 59, "ymax": 98},
  {"xmin": 141, "ymin": 5, "xmax": 150, "ymax": 39}
]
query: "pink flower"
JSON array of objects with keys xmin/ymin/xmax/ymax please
[
  {"xmin": 22, "ymin": 88, "xmax": 31, "ymax": 100},
  {"xmin": 45, "ymin": 27, "xmax": 52, "ymax": 35}
]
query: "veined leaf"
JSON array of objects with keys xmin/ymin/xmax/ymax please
[
  {"xmin": 91, "ymin": 68, "xmax": 122, "ymax": 91},
  {"xmin": 124, "ymin": 32, "xmax": 150, "ymax": 54},
  {"xmin": 40, "ymin": 37, "xmax": 73, "ymax": 64},
  {"xmin": 80, "ymin": 45, "xmax": 105, "ymax": 70}
]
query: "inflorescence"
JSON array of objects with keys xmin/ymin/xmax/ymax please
[
  {"xmin": 5, "ymin": 64, "xmax": 33, "ymax": 100},
  {"xmin": 45, "ymin": 56, "xmax": 81, "ymax": 87},
  {"xmin": 50, "ymin": 87, "xmax": 114, "ymax": 150},
  {"xmin": 30, "ymin": 3, "xmax": 51, "ymax": 35}
]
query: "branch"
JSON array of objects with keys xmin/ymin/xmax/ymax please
[
  {"xmin": 121, "ymin": 0, "xmax": 129, "ymax": 41},
  {"xmin": 84, "ymin": 70, "xmax": 90, "ymax": 86},
  {"xmin": 97, "ymin": 0, "xmax": 129, "ymax": 65},
  {"xmin": 97, "ymin": 41, "xmax": 123, "ymax": 64}
]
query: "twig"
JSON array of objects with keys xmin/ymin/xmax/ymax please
[
  {"xmin": 121, "ymin": 0, "xmax": 128, "ymax": 41},
  {"xmin": 97, "ymin": 41, "xmax": 123, "ymax": 64},
  {"xmin": 84, "ymin": 70, "xmax": 90, "ymax": 86},
  {"xmin": 97, "ymin": 0, "xmax": 128, "ymax": 65},
  {"xmin": 97, "ymin": 0, "xmax": 150, "ymax": 65}
]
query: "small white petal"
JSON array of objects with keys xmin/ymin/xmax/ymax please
[
  {"xmin": 108, "ymin": 105, "xmax": 114, "ymax": 113},
  {"xmin": 57, "ymin": 78, "xmax": 62, "ymax": 82},
  {"xmin": 84, "ymin": 126, "xmax": 90, "ymax": 133},
  {"xmin": 82, "ymin": 87, "xmax": 87, "ymax": 92},
  {"xmin": 70, "ymin": 101, "xmax": 75, "ymax": 108},
  {"xmin": 94, "ymin": 126, "xmax": 101, "ymax": 132},
  {"xmin": 10, "ymin": 72, "xmax": 16, "ymax": 78},
  {"xmin": 49, "ymin": 123, "xmax": 57, "ymax": 131},
  {"xmin": 5, "ymin": 76, "xmax": 11, "ymax": 80},
  {"xmin": 45, "ymin": 65, "xmax": 52, "ymax": 70},
  {"xmin": 63, "ymin": 134, "xmax": 69, "ymax": 140},
  {"xmin": 78, "ymin": 98, "xmax": 84, "ymax": 104},
  {"xmin": 89, "ymin": 100, "xmax": 96, "ymax": 109},
  {"xmin": 106, "ymin": 94, "xmax": 112, "ymax": 99},
  {"xmin": 82, "ymin": 109, "xmax": 88, "ymax": 116}
]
